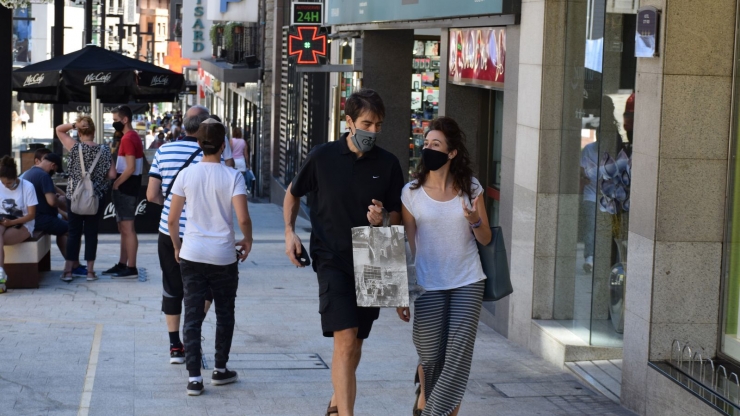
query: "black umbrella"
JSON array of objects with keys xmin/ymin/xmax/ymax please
[{"xmin": 11, "ymin": 45, "xmax": 184, "ymax": 104}]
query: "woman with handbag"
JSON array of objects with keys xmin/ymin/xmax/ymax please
[
  {"xmin": 0, "ymin": 156, "xmax": 38, "ymax": 293},
  {"xmin": 397, "ymin": 117, "xmax": 492, "ymax": 416},
  {"xmin": 56, "ymin": 116, "xmax": 116, "ymax": 282}
]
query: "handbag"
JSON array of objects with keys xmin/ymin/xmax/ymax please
[
  {"xmin": 477, "ymin": 226, "xmax": 513, "ymax": 301},
  {"xmin": 70, "ymin": 144, "xmax": 103, "ymax": 215}
]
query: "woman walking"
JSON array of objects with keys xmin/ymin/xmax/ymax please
[
  {"xmin": 56, "ymin": 116, "xmax": 116, "ymax": 282},
  {"xmin": 230, "ymin": 127, "xmax": 255, "ymax": 194},
  {"xmin": 0, "ymin": 156, "xmax": 38, "ymax": 291},
  {"xmin": 397, "ymin": 117, "xmax": 492, "ymax": 416}
]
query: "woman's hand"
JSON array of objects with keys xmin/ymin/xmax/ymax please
[
  {"xmin": 461, "ymin": 195, "xmax": 481, "ymax": 224},
  {"xmin": 174, "ymin": 247, "xmax": 180, "ymax": 264},
  {"xmin": 397, "ymin": 307, "xmax": 411, "ymax": 322},
  {"xmin": 0, "ymin": 219, "xmax": 14, "ymax": 227}
]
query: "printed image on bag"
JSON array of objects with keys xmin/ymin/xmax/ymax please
[{"xmin": 352, "ymin": 225, "xmax": 410, "ymax": 308}]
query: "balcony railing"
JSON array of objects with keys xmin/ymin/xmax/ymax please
[
  {"xmin": 211, "ymin": 23, "xmax": 261, "ymax": 66},
  {"xmin": 108, "ymin": 7, "xmax": 124, "ymax": 15}
]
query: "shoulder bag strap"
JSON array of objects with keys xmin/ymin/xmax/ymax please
[
  {"xmin": 163, "ymin": 147, "xmax": 202, "ymax": 201},
  {"xmin": 87, "ymin": 146, "xmax": 104, "ymax": 174},
  {"xmin": 78, "ymin": 144, "xmax": 87, "ymax": 176}
]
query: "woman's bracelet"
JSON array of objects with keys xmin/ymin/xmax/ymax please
[{"xmin": 470, "ymin": 218, "xmax": 482, "ymax": 229}]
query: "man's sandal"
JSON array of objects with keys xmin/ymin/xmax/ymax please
[{"xmin": 326, "ymin": 399, "xmax": 338, "ymax": 415}]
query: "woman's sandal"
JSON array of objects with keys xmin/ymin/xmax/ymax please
[
  {"xmin": 86, "ymin": 271, "xmax": 98, "ymax": 282},
  {"xmin": 413, "ymin": 385, "xmax": 423, "ymax": 416},
  {"xmin": 61, "ymin": 271, "xmax": 73, "ymax": 282},
  {"xmin": 326, "ymin": 399, "xmax": 338, "ymax": 415}
]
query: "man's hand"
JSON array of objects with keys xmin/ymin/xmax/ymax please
[
  {"xmin": 397, "ymin": 307, "xmax": 411, "ymax": 322},
  {"xmin": 367, "ymin": 199, "xmax": 386, "ymax": 226},
  {"xmin": 285, "ymin": 231, "xmax": 304, "ymax": 267},
  {"xmin": 236, "ymin": 238, "xmax": 253, "ymax": 262}
]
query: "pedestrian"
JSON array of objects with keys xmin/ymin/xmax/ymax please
[
  {"xmin": 56, "ymin": 117, "xmax": 115, "ymax": 282},
  {"xmin": 20, "ymin": 110, "xmax": 29, "ymax": 131},
  {"xmin": 0, "ymin": 156, "xmax": 38, "ymax": 287},
  {"xmin": 207, "ymin": 115, "xmax": 235, "ymax": 168},
  {"xmin": 103, "ymin": 105, "xmax": 142, "ymax": 279},
  {"xmin": 167, "ymin": 118, "xmax": 252, "ymax": 396},
  {"xmin": 145, "ymin": 129, "xmax": 155, "ymax": 149},
  {"xmin": 146, "ymin": 104, "xmax": 215, "ymax": 366},
  {"xmin": 396, "ymin": 117, "xmax": 492, "ymax": 416},
  {"xmin": 20, "ymin": 149, "xmax": 71, "ymax": 273},
  {"xmin": 283, "ymin": 89, "xmax": 405, "ymax": 416},
  {"xmin": 230, "ymin": 127, "xmax": 252, "ymax": 187},
  {"xmin": 149, "ymin": 132, "xmax": 165, "ymax": 149}
]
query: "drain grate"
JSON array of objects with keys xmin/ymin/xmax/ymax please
[
  {"xmin": 224, "ymin": 353, "xmax": 328, "ymax": 370},
  {"xmin": 489, "ymin": 382, "xmax": 594, "ymax": 398}
]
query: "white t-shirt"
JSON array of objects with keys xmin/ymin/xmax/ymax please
[
  {"xmin": 0, "ymin": 179, "xmax": 38, "ymax": 235},
  {"xmin": 171, "ymin": 161, "xmax": 247, "ymax": 265},
  {"xmin": 401, "ymin": 177, "xmax": 487, "ymax": 291}
]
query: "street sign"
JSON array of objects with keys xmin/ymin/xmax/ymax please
[
  {"xmin": 288, "ymin": 26, "xmax": 327, "ymax": 65},
  {"xmin": 291, "ymin": 2, "xmax": 323, "ymax": 26}
]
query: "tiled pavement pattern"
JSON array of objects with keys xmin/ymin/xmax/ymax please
[{"xmin": 0, "ymin": 203, "xmax": 636, "ymax": 416}]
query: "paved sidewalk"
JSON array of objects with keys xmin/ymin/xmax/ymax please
[{"xmin": 0, "ymin": 203, "xmax": 635, "ymax": 416}]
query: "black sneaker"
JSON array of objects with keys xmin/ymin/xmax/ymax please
[
  {"xmin": 170, "ymin": 346, "xmax": 185, "ymax": 364},
  {"xmin": 111, "ymin": 267, "xmax": 138, "ymax": 279},
  {"xmin": 186, "ymin": 380, "xmax": 204, "ymax": 396},
  {"xmin": 210, "ymin": 369, "xmax": 238, "ymax": 385},
  {"xmin": 102, "ymin": 263, "xmax": 125, "ymax": 275}
]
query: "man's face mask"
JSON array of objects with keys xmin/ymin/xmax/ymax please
[
  {"xmin": 112, "ymin": 121, "xmax": 124, "ymax": 132},
  {"xmin": 349, "ymin": 119, "xmax": 378, "ymax": 153}
]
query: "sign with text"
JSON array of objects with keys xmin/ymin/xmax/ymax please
[
  {"xmin": 448, "ymin": 27, "xmax": 506, "ymax": 90},
  {"xmin": 182, "ymin": 0, "xmax": 212, "ymax": 59},
  {"xmin": 635, "ymin": 6, "xmax": 660, "ymax": 58},
  {"xmin": 206, "ymin": 0, "xmax": 258, "ymax": 22},
  {"xmin": 326, "ymin": 0, "xmax": 510, "ymax": 26},
  {"xmin": 291, "ymin": 2, "xmax": 323, "ymax": 26}
]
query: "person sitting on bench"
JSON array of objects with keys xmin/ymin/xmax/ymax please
[{"xmin": 0, "ymin": 156, "xmax": 38, "ymax": 286}]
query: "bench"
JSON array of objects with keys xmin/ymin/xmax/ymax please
[{"xmin": 5, "ymin": 231, "xmax": 51, "ymax": 289}]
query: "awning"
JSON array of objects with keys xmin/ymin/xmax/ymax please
[{"xmin": 201, "ymin": 58, "xmax": 262, "ymax": 84}]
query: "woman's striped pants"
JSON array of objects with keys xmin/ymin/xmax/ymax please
[{"xmin": 412, "ymin": 280, "xmax": 484, "ymax": 416}]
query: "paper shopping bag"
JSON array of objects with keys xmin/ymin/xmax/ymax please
[{"xmin": 352, "ymin": 225, "xmax": 410, "ymax": 308}]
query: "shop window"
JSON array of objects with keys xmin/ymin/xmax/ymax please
[
  {"xmin": 721, "ymin": 14, "xmax": 740, "ymax": 364},
  {"xmin": 553, "ymin": 1, "xmax": 638, "ymax": 347},
  {"xmin": 409, "ymin": 38, "xmax": 441, "ymax": 178}
]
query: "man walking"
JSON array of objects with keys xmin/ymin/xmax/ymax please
[
  {"xmin": 167, "ymin": 118, "xmax": 252, "ymax": 396},
  {"xmin": 146, "ymin": 104, "xmax": 213, "ymax": 364},
  {"xmin": 104, "ymin": 106, "xmax": 142, "ymax": 279},
  {"xmin": 283, "ymin": 89, "xmax": 405, "ymax": 415}
]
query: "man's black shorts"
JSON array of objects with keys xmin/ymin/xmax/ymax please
[
  {"xmin": 317, "ymin": 260, "xmax": 379, "ymax": 339},
  {"xmin": 159, "ymin": 232, "xmax": 212, "ymax": 315}
]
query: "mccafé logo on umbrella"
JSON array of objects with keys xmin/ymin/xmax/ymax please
[
  {"xmin": 84, "ymin": 72, "xmax": 113, "ymax": 85},
  {"xmin": 150, "ymin": 75, "xmax": 170, "ymax": 86},
  {"xmin": 23, "ymin": 73, "xmax": 45, "ymax": 87}
]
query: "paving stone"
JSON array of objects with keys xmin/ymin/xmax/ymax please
[{"xmin": 0, "ymin": 203, "xmax": 635, "ymax": 415}]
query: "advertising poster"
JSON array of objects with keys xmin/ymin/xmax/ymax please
[{"xmin": 449, "ymin": 27, "xmax": 506, "ymax": 90}]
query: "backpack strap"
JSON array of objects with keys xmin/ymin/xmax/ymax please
[{"xmin": 164, "ymin": 147, "xmax": 202, "ymax": 201}]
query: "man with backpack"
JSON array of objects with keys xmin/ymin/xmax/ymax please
[{"xmin": 146, "ymin": 104, "xmax": 214, "ymax": 364}]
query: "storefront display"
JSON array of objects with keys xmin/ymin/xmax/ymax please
[
  {"xmin": 409, "ymin": 39, "xmax": 440, "ymax": 177},
  {"xmin": 449, "ymin": 27, "xmax": 506, "ymax": 90}
]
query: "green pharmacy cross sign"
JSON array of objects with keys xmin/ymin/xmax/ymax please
[{"xmin": 288, "ymin": 26, "xmax": 327, "ymax": 65}]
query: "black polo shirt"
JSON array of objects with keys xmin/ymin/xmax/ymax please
[{"xmin": 291, "ymin": 133, "xmax": 405, "ymax": 274}]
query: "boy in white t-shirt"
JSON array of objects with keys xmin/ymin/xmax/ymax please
[{"xmin": 167, "ymin": 118, "xmax": 253, "ymax": 396}]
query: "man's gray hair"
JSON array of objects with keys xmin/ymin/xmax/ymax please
[{"xmin": 183, "ymin": 105, "xmax": 210, "ymax": 135}]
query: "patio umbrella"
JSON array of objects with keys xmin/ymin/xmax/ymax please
[{"xmin": 11, "ymin": 45, "xmax": 184, "ymax": 104}]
